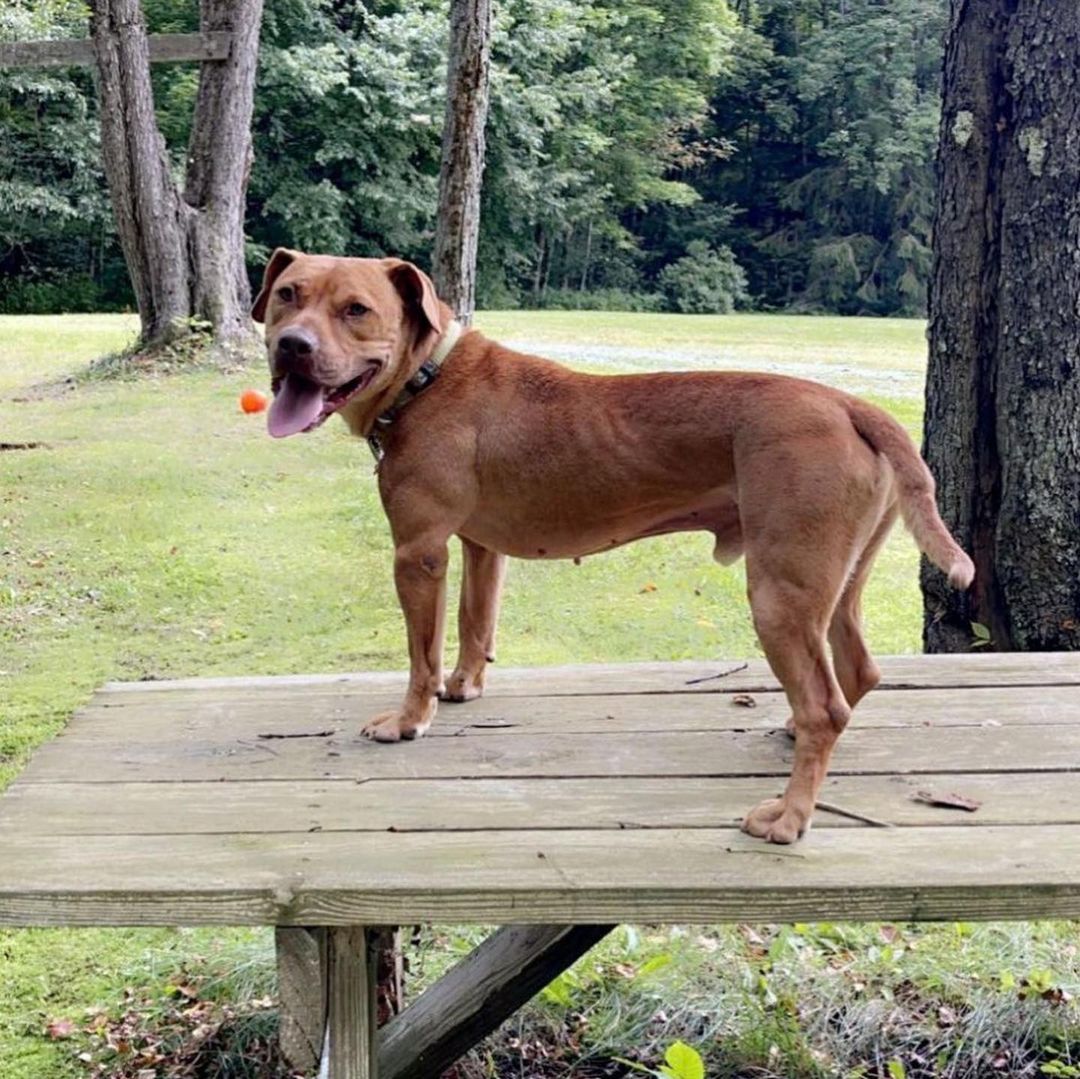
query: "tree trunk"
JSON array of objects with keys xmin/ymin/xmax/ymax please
[
  {"xmin": 89, "ymin": 0, "xmax": 262, "ymax": 352},
  {"xmin": 431, "ymin": 0, "xmax": 493, "ymax": 326},
  {"xmin": 184, "ymin": 0, "xmax": 263, "ymax": 347},
  {"xmin": 580, "ymin": 219, "xmax": 593, "ymax": 292},
  {"xmin": 90, "ymin": 0, "xmax": 189, "ymax": 343},
  {"xmin": 924, "ymin": 0, "xmax": 1080, "ymax": 652}
]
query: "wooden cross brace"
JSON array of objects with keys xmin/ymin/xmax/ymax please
[
  {"xmin": 276, "ymin": 924, "xmax": 615, "ymax": 1079},
  {"xmin": 0, "ymin": 32, "xmax": 231, "ymax": 69}
]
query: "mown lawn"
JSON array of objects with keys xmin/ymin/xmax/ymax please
[{"xmin": 1, "ymin": 312, "xmax": 1077, "ymax": 1079}]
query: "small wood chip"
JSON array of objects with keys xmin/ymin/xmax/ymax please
[
  {"xmin": 731, "ymin": 693, "xmax": 756, "ymax": 708},
  {"xmin": 913, "ymin": 789, "xmax": 982, "ymax": 812}
]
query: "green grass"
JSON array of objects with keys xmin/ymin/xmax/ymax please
[
  {"xmin": 1, "ymin": 311, "xmax": 1076, "ymax": 1079},
  {"xmin": 478, "ymin": 309, "xmax": 929, "ymax": 372}
]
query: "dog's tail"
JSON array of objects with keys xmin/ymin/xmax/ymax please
[{"xmin": 847, "ymin": 400, "xmax": 974, "ymax": 590}]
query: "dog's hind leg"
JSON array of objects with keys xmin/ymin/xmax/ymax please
[
  {"xmin": 738, "ymin": 453, "xmax": 875, "ymax": 843},
  {"xmin": 828, "ymin": 501, "xmax": 898, "ymax": 709},
  {"xmin": 741, "ymin": 562, "xmax": 853, "ymax": 844},
  {"xmin": 443, "ymin": 538, "xmax": 507, "ymax": 702}
]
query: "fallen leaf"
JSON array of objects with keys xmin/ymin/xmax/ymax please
[
  {"xmin": 45, "ymin": 1018, "xmax": 76, "ymax": 1040},
  {"xmin": 732, "ymin": 693, "xmax": 756, "ymax": 708},
  {"xmin": 738, "ymin": 924, "xmax": 765, "ymax": 947},
  {"xmin": 913, "ymin": 790, "xmax": 982, "ymax": 812},
  {"xmin": 639, "ymin": 582, "xmax": 658, "ymax": 593},
  {"xmin": 938, "ymin": 1004, "xmax": 957, "ymax": 1026}
]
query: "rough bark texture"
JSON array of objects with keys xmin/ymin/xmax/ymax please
[
  {"xmin": 924, "ymin": 0, "xmax": 1080, "ymax": 652},
  {"xmin": 184, "ymin": 0, "xmax": 262, "ymax": 346},
  {"xmin": 431, "ymin": 0, "xmax": 492, "ymax": 325},
  {"xmin": 89, "ymin": 0, "xmax": 262, "ymax": 350},
  {"xmin": 90, "ymin": 0, "xmax": 189, "ymax": 343}
]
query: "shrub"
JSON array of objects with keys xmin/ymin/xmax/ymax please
[
  {"xmin": 659, "ymin": 241, "xmax": 751, "ymax": 314},
  {"xmin": 525, "ymin": 287, "xmax": 666, "ymax": 312},
  {"xmin": 0, "ymin": 273, "xmax": 125, "ymax": 314}
]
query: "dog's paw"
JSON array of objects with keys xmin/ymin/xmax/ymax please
[
  {"xmin": 440, "ymin": 668, "xmax": 484, "ymax": 703},
  {"xmin": 741, "ymin": 796, "xmax": 808, "ymax": 845},
  {"xmin": 361, "ymin": 709, "xmax": 431, "ymax": 743}
]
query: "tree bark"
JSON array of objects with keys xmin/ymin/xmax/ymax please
[
  {"xmin": 90, "ymin": 0, "xmax": 189, "ymax": 343},
  {"xmin": 431, "ymin": 0, "xmax": 493, "ymax": 325},
  {"xmin": 89, "ymin": 0, "xmax": 262, "ymax": 351},
  {"xmin": 924, "ymin": 0, "xmax": 1080, "ymax": 652},
  {"xmin": 184, "ymin": 0, "xmax": 263, "ymax": 347}
]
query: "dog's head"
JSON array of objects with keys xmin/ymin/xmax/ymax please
[{"xmin": 251, "ymin": 249, "xmax": 445, "ymax": 438}]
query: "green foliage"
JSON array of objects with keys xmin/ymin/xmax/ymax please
[
  {"xmin": 696, "ymin": 0, "xmax": 945, "ymax": 314},
  {"xmin": 659, "ymin": 1040, "xmax": 706, "ymax": 1079},
  {"xmin": 659, "ymin": 240, "xmax": 750, "ymax": 313},
  {"xmin": 249, "ymin": 0, "xmax": 445, "ymax": 261},
  {"xmin": 1, "ymin": 0, "xmax": 944, "ymax": 316},
  {"xmin": 525, "ymin": 286, "xmax": 666, "ymax": 312},
  {"xmin": 0, "ymin": 1, "xmax": 124, "ymax": 306},
  {"xmin": 0, "ymin": 273, "xmax": 114, "ymax": 314}
]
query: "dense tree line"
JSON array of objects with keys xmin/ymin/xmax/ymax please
[{"xmin": 0, "ymin": 0, "xmax": 944, "ymax": 316}]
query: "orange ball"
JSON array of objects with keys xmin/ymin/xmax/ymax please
[{"xmin": 240, "ymin": 389, "xmax": 268, "ymax": 414}]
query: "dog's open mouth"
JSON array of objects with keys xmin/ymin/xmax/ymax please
[{"xmin": 267, "ymin": 364, "xmax": 380, "ymax": 439}]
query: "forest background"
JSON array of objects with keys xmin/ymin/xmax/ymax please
[{"xmin": 1, "ymin": 0, "xmax": 943, "ymax": 318}]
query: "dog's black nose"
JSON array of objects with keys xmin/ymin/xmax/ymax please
[{"xmin": 276, "ymin": 327, "xmax": 316, "ymax": 365}]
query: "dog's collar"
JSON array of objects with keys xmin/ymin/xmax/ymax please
[{"xmin": 367, "ymin": 320, "xmax": 463, "ymax": 461}]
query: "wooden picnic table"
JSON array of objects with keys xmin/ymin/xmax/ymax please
[{"xmin": 2, "ymin": 653, "xmax": 1080, "ymax": 1077}]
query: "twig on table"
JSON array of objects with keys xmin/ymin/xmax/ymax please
[
  {"xmin": 815, "ymin": 800, "xmax": 893, "ymax": 828},
  {"xmin": 256, "ymin": 729, "xmax": 337, "ymax": 740},
  {"xmin": 684, "ymin": 662, "xmax": 750, "ymax": 686}
]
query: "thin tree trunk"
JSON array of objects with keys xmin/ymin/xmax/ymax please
[
  {"xmin": 90, "ymin": 0, "xmax": 189, "ymax": 343},
  {"xmin": 184, "ymin": 0, "xmax": 263, "ymax": 348},
  {"xmin": 431, "ymin": 0, "xmax": 493, "ymax": 326},
  {"xmin": 532, "ymin": 229, "xmax": 545, "ymax": 301},
  {"xmin": 580, "ymin": 219, "xmax": 593, "ymax": 292},
  {"xmin": 924, "ymin": 0, "xmax": 1080, "ymax": 652}
]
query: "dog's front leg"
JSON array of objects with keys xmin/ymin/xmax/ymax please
[
  {"xmin": 443, "ymin": 539, "xmax": 507, "ymax": 702},
  {"xmin": 362, "ymin": 537, "xmax": 449, "ymax": 742}
]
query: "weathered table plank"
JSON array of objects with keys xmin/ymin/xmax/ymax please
[
  {"xmin": 98, "ymin": 651, "xmax": 1080, "ymax": 697},
  {"xmin": 16, "ymin": 723, "xmax": 1080, "ymax": 784},
  {"xmin": 3, "ymin": 654, "xmax": 1080, "ymax": 929},
  {"xmin": 2, "ymin": 772, "xmax": 1077, "ymax": 835},
  {"xmin": 4, "ymin": 654, "xmax": 1080, "ymax": 1079},
  {"xmin": 4, "ymin": 824, "xmax": 1080, "ymax": 926},
  {"xmin": 66, "ymin": 683, "xmax": 1080, "ymax": 738}
]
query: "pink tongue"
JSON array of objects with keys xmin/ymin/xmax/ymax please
[{"xmin": 267, "ymin": 374, "xmax": 325, "ymax": 438}]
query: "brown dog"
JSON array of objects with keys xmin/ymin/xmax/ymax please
[{"xmin": 253, "ymin": 249, "xmax": 974, "ymax": 844}]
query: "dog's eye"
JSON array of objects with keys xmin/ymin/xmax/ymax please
[
  {"xmin": 346, "ymin": 302, "xmax": 368, "ymax": 318},
  {"xmin": 277, "ymin": 285, "xmax": 295, "ymax": 303}
]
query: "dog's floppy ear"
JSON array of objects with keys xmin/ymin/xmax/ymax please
[
  {"xmin": 385, "ymin": 260, "xmax": 444, "ymax": 339},
  {"xmin": 252, "ymin": 248, "xmax": 300, "ymax": 323}
]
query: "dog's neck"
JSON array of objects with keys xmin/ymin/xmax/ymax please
[{"xmin": 343, "ymin": 317, "xmax": 464, "ymax": 449}]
